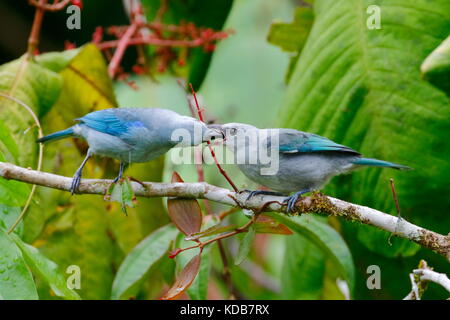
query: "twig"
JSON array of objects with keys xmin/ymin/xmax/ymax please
[
  {"xmin": 28, "ymin": 0, "xmax": 71, "ymax": 12},
  {"xmin": 388, "ymin": 178, "xmax": 402, "ymax": 245},
  {"xmin": 389, "ymin": 178, "xmax": 401, "ymax": 218},
  {"xmin": 0, "ymin": 162, "xmax": 448, "ymax": 259},
  {"xmin": 27, "ymin": 0, "xmax": 46, "ymax": 57},
  {"xmin": 108, "ymin": 23, "xmax": 139, "ymax": 78},
  {"xmin": 414, "ymin": 268, "xmax": 450, "ymax": 292},
  {"xmin": 404, "ymin": 260, "xmax": 450, "ymax": 299}
]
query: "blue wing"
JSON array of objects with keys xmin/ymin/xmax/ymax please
[
  {"xmin": 76, "ymin": 109, "xmax": 145, "ymax": 137},
  {"xmin": 277, "ymin": 130, "xmax": 360, "ymax": 155}
]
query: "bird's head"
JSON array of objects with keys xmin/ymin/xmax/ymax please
[{"xmin": 207, "ymin": 122, "xmax": 259, "ymax": 150}]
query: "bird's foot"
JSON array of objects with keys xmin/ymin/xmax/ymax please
[
  {"xmin": 284, "ymin": 189, "xmax": 311, "ymax": 213},
  {"xmin": 112, "ymin": 175, "xmax": 122, "ymax": 184},
  {"xmin": 242, "ymin": 189, "xmax": 286, "ymax": 201},
  {"xmin": 70, "ymin": 172, "xmax": 82, "ymax": 195}
]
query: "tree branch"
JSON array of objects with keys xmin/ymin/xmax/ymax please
[
  {"xmin": 404, "ymin": 260, "xmax": 450, "ymax": 299},
  {"xmin": 0, "ymin": 161, "xmax": 448, "ymax": 259}
]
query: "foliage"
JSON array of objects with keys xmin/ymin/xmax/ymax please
[
  {"xmin": 0, "ymin": 0, "xmax": 448, "ymax": 301},
  {"xmin": 276, "ymin": 0, "xmax": 450, "ymax": 298}
]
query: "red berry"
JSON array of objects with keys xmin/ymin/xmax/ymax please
[{"xmin": 70, "ymin": 0, "xmax": 83, "ymax": 9}]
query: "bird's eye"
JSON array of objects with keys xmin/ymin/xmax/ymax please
[
  {"xmin": 211, "ymin": 136, "xmax": 216, "ymax": 141},
  {"xmin": 229, "ymin": 128, "xmax": 237, "ymax": 136}
]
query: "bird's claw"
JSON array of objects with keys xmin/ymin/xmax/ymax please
[
  {"xmin": 70, "ymin": 173, "xmax": 81, "ymax": 195},
  {"xmin": 243, "ymin": 190, "xmax": 286, "ymax": 201},
  {"xmin": 284, "ymin": 195, "xmax": 300, "ymax": 213},
  {"xmin": 283, "ymin": 189, "xmax": 311, "ymax": 213},
  {"xmin": 246, "ymin": 190, "xmax": 260, "ymax": 201},
  {"xmin": 112, "ymin": 176, "xmax": 121, "ymax": 184}
]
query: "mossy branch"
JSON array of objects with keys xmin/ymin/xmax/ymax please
[{"xmin": 0, "ymin": 161, "xmax": 448, "ymax": 259}]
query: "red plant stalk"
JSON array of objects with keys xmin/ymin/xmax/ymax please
[
  {"xmin": 189, "ymin": 84, "xmax": 239, "ymax": 192},
  {"xmin": 108, "ymin": 23, "xmax": 139, "ymax": 78}
]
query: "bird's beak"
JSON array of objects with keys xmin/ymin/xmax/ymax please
[{"xmin": 207, "ymin": 124, "xmax": 225, "ymax": 140}]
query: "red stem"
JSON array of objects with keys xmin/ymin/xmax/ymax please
[
  {"xmin": 108, "ymin": 23, "xmax": 139, "ymax": 78},
  {"xmin": 189, "ymin": 84, "xmax": 239, "ymax": 192},
  {"xmin": 98, "ymin": 37, "xmax": 208, "ymax": 50},
  {"xmin": 28, "ymin": 0, "xmax": 71, "ymax": 12},
  {"xmin": 27, "ymin": 0, "xmax": 47, "ymax": 57},
  {"xmin": 171, "ymin": 217, "xmax": 256, "ymax": 258}
]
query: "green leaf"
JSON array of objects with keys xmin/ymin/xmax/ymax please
[
  {"xmin": 266, "ymin": 212, "xmax": 355, "ymax": 292},
  {"xmin": 235, "ymin": 225, "xmax": 256, "ymax": 265},
  {"xmin": 0, "ymin": 119, "xmax": 20, "ymax": 163},
  {"xmin": 35, "ymin": 48, "xmax": 81, "ymax": 73},
  {"xmin": 277, "ymin": 0, "xmax": 450, "ymax": 258},
  {"xmin": 37, "ymin": 198, "xmax": 116, "ymax": 299},
  {"xmin": 281, "ymin": 233, "xmax": 325, "ymax": 299},
  {"xmin": 0, "ymin": 178, "xmax": 29, "ymax": 207},
  {"xmin": 107, "ymin": 178, "xmax": 136, "ymax": 214},
  {"xmin": 186, "ymin": 224, "xmax": 236, "ymax": 241},
  {"xmin": 421, "ymin": 35, "xmax": 450, "ymax": 95},
  {"xmin": 44, "ymin": 44, "xmax": 117, "ymax": 127},
  {"xmin": 111, "ymin": 224, "xmax": 178, "ymax": 300},
  {"xmin": 0, "ymin": 228, "xmax": 38, "ymax": 299},
  {"xmin": 0, "ymin": 205, "xmax": 23, "ymax": 237},
  {"xmin": 187, "ymin": 245, "xmax": 212, "ymax": 300},
  {"xmin": 0, "ymin": 54, "xmax": 61, "ymax": 211},
  {"xmin": 10, "ymin": 233, "xmax": 81, "ymax": 300},
  {"xmin": 268, "ymin": 7, "xmax": 314, "ymax": 52}
]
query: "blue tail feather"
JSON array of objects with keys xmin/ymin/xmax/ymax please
[
  {"xmin": 37, "ymin": 127, "xmax": 74, "ymax": 143},
  {"xmin": 352, "ymin": 157, "xmax": 411, "ymax": 170}
]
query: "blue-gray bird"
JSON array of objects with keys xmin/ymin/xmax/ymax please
[
  {"xmin": 38, "ymin": 108, "xmax": 223, "ymax": 194},
  {"xmin": 210, "ymin": 123, "xmax": 410, "ymax": 212}
]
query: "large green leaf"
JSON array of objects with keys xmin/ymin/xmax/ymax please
[
  {"xmin": 23, "ymin": 44, "xmax": 121, "ymax": 243},
  {"xmin": 10, "ymin": 233, "xmax": 80, "ymax": 300},
  {"xmin": 111, "ymin": 224, "xmax": 178, "ymax": 300},
  {"xmin": 37, "ymin": 198, "xmax": 116, "ymax": 299},
  {"xmin": 281, "ymin": 233, "xmax": 325, "ymax": 299},
  {"xmin": 0, "ymin": 228, "xmax": 38, "ymax": 299},
  {"xmin": 266, "ymin": 213, "xmax": 355, "ymax": 292},
  {"xmin": 0, "ymin": 54, "xmax": 62, "ymax": 225},
  {"xmin": 267, "ymin": 6, "xmax": 314, "ymax": 82},
  {"xmin": 278, "ymin": 0, "xmax": 450, "ymax": 257},
  {"xmin": 235, "ymin": 225, "xmax": 256, "ymax": 265}
]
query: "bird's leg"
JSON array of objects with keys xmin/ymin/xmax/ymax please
[
  {"xmin": 70, "ymin": 151, "xmax": 92, "ymax": 195},
  {"xmin": 113, "ymin": 162, "xmax": 126, "ymax": 183},
  {"xmin": 243, "ymin": 189, "xmax": 287, "ymax": 201},
  {"xmin": 284, "ymin": 189, "xmax": 312, "ymax": 213}
]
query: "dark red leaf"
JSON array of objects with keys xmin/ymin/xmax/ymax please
[
  {"xmin": 160, "ymin": 254, "xmax": 201, "ymax": 300},
  {"xmin": 254, "ymin": 215, "xmax": 293, "ymax": 235},
  {"xmin": 171, "ymin": 171, "xmax": 184, "ymax": 183},
  {"xmin": 167, "ymin": 172, "xmax": 202, "ymax": 235},
  {"xmin": 168, "ymin": 199, "xmax": 202, "ymax": 236}
]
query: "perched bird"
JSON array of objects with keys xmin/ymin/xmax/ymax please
[
  {"xmin": 38, "ymin": 108, "xmax": 223, "ymax": 194},
  {"xmin": 210, "ymin": 123, "xmax": 410, "ymax": 212}
]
